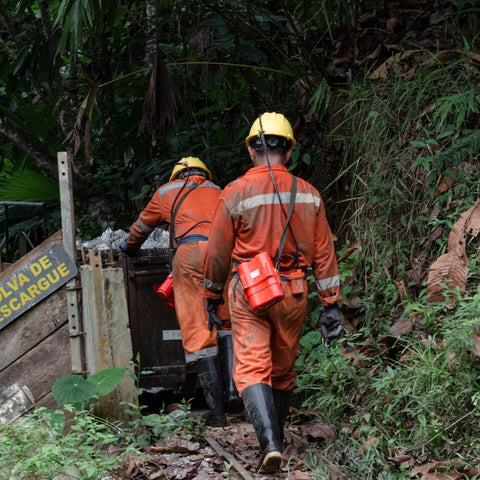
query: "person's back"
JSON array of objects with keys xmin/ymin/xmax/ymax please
[
  {"xmin": 202, "ymin": 112, "xmax": 343, "ymax": 473},
  {"xmin": 121, "ymin": 156, "xmax": 241, "ymax": 427},
  {"xmin": 125, "ymin": 173, "xmax": 221, "ymax": 249},
  {"xmin": 218, "ymin": 164, "xmax": 337, "ymax": 276}
]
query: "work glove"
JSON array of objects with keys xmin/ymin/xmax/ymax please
[
  {"xmin": 320, "ymin": 304, "xmax": 343, "ymax": 344},
  {"xmin": 119, "ymin": 238, "xmax": 135, "ymax": 255},
  {"xmin": 206, "ymin": 298, "xmax": 225, "ymax": 332}
]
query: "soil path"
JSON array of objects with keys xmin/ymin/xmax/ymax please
[{"xmin": 117, "ymin": 409, "xmax": 351, "ymax": 479}]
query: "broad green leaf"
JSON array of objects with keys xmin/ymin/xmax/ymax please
[
  {"xmin": 52, "ymin": 375, "xmax": 97, "ymax": 405},
  {"xmin": 299, "ymin": 330, "xmax": 323, "ymax": 349},
  {"xmin": 310, "ymin": 345, "xmax": 328, "ymax": 362},
  {"xmin": 87, "ymin": 367, "xmax": 126, "ymax": 396}
]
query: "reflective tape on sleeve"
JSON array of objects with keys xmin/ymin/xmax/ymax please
[
  {"xmin": 315, "ymin": 275, "xmax": 340, "ymax": 291},
  {"xmin": 137, "ymin": 217, "xmax": 154, "ymax": 233}
]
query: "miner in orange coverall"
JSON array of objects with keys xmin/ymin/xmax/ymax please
[
  {"xmin": 120, "ymin": 157, "xmax": 241, "ymax": 427},
  {"xmin": 202, "ymin": 113, "xmax": 343, "ymax": 473}
]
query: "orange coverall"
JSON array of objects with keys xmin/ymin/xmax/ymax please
[
  {"xmin": 125, "ymin": 175, "xmax": 231, "ymax": 363},
  {"xmin": 202, "ymin": 165, "xmax": 341, "ymax": 394}
]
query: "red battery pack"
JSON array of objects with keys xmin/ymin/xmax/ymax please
[
  {"xmin": 237, "ymin": 252, "xmax": 284, "ymax": 310},
  {"xmin": 153, "ymin": 272, "xmax": 175, "ymax": 310}
]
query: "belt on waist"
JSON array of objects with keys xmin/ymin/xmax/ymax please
[
  {"xmin": 233, "ymin": 272, "xmax": 307, "ymax": 282},
  {"xmin": 177, "ymin": 234, "xmax": 208, "ymax": 246},
  {"xmin": 280, "ymin": 274, "xmax": 307, "ymax": 282}
]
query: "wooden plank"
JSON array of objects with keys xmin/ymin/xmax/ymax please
[
  {"xmin": 81, "ymin": 255, "xmax": 137, "ymax": 421},
  {"xmin": 36, "ymin": 391, "xmax": 59, "ymax": 411},
  {"xmin": 0, "ymin": 325, "xmax": 71, "ymax": 401},
  {"xmin": 0, "ymin": 230, "xmax": 70, "ymax": 372},
  {"xmin": 0, "ymin": 288, "xmax": 68, "ymax": 371},
  {"xmin": 0, "ymin": 241, "xmax": 77, "ymax": 330},
  {"xmin": 81, "ymin": 251, "xmax": 104, "ymax": 375}
]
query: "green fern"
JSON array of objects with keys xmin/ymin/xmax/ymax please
[{"xmin": 432, "ymin": 89, "xmax": 480, "ymax": 131}]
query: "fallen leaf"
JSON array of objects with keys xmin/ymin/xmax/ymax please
[
  {"xmin": 386, "ymin": 17, "xmax": 398, "ymax": 33},
  {"xmin": 434, "ymin": 169, "xmax": 459, "ymax": 198},
  {"xmin": 149, "ymin": 470, "xmax": 168, "ymax": 479},
  {"xmin": 427, "ymin": 200, "xmax": 480, "ymax": 304},
  {"xmin": 389, "ymin": 454, "xmax": 415, "ymax": 467},
  {"xmin": 343, "ymin": 295, "xmax": 363, "ymax": 309},
  {"xmin": 422, "ymin": 50, "xmax": 480, "ymax": 67},
  {"xmin": 421, "ymin": 474, "xmax": 462, "ymax": 479},
  {"xmin": 393, "ymin": 279, "xmax": 409, "ymax": 301},
  {"xmin": 283, "ymin": 472, "xmax": 312, "ymax": 479},
  {"xmin": 426, "ymin": 250, "xmax": 468, "ymax": 305},
  {"xmin": 411, "ymin": 460, "xmax": 456, "ymax": 476},
  {"xmin": 448, "ymin": 200, "xmax": 480, "ymax": 245},
  {"xmin": 299, "ymin": 423, "xmax": 334, "ymax": 441},
  {"xmin": 164, "ymin": 403, "xmax": 184, "ymax": 414},
  {"xmin": 423, "ymin": 226, "xmax": 444, "ymax": 246},
  {"xmin": 390, "ymin": 316, "xmax": 413, "ymax": 337},
  {"xmin": 149, "ymin": 436, "xmax": 200, "ymax": 454},
  {"xmin": 370, "ymin": 50, "xmax": 423, "ymax": 79},
  {"xmin": 359, "ymin": 436, "xmax": 380, "ymax": 454},
  {"xmin": 465, "ymin": 467, "xmax": 480, "ymax": 478},
  {"xmin": 472, "ymin": 334, "xmax": 480, "ymax": 357}
]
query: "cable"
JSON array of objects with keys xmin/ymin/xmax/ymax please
[
  {"xmin": 168, "ymin": 163, "xmax": 192, "ymax": 270},
  {"xmin": 257, "ymin": 114, "xmax": 300, "ymax": 270},
  {"xmin": 170, "ymin": 162, "xmax": 191, "ymax": 212}
]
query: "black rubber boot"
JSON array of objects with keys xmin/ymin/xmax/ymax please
[
  {"xmin": 273, "ymin": 389, "xmax": 293, "ymax": 443},
  {"xmin": 196, "ymin": 355, "xmax": 226, "ymax": 427},
  {"xmin": 217, "ymin": 334, "xmax": 243, "ymax": 412},
  {"xmin": 241, "ymin": 383, "xmax": 282, "ymax": 474}
]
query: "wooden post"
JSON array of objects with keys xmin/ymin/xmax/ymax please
[
  {"xmin": 57, "ymin": 152, "xmax": 84, "ymax": 375},
  {"xmin": 81, "ymin": 250, "xmax": 138, "ymax": 421}
]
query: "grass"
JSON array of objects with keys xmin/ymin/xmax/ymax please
[
  {"xmin": 0, "ymin": 367, "xmax": 198, "ymax": 480},
  {"xmin": 298, "ymin": 48, "xmax": 480, "ymax": 478},
  {"xmin": 3, "ymin": 44, "xmax": 480, "ymax": 480},
  {"xmin": 0, "ymin": 405, "xmax": 138, "ymax": 479}
]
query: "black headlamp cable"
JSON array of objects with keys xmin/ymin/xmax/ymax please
[{"xmin": 257, "ymin": 114, "xmax": 300, "ymax": 270}]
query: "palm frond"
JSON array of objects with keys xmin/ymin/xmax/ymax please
[
  {"xmin": 0, "ymin": 168, "xmax": 59, "ymax": 202},
  {"xmin": 138, "ymin": 52, "xmax": 177, "ymax": 139}
]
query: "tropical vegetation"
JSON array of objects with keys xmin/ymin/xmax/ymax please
[{"xmin": 1, "ymin": 0, "xmax": 480, "ymax": 478}]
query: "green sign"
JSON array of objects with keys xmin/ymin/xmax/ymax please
[{"xmin": 0, "ymin": 243, "xmax": 77, "ymax": 330}]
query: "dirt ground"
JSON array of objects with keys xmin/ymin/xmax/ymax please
[{"xmin": 115, "ymin": 408, "xmax": 347, "ymax": 480}]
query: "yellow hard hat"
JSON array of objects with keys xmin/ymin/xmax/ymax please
[
  {"xmin": 245, "ymin": 112, "xmax": 296, "ymax": 148},
  {"xmin": 169, "ymin": 157, "xmax": 212, "ymax": 182}
]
